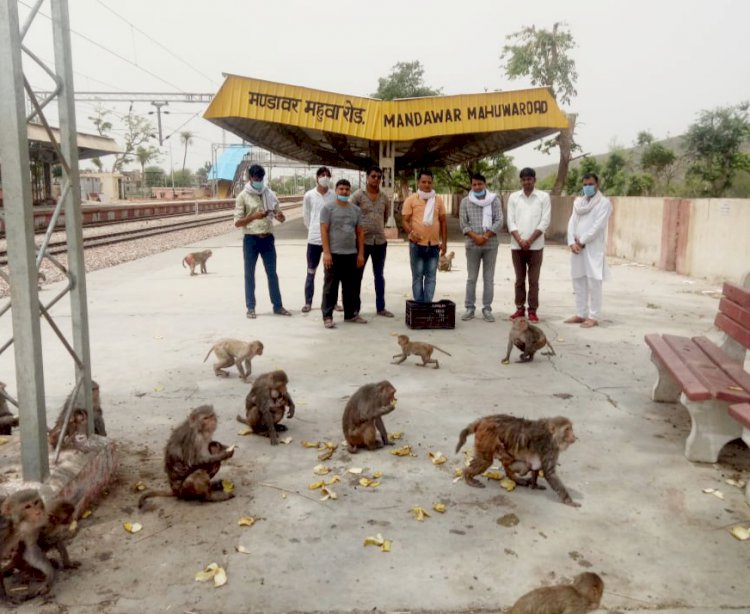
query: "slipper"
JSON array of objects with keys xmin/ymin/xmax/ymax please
[
  {"xmin": 377, "ymin": 310, "xmax": 394, "ymax": 318},
  {"xmin": 301, "ymin": 305, "xmax": 312, "ymax": 313},
  {"xmin": 324, "ymin": 319, "xmax": 335, "ymax": 329},
  {"xmin": 334, "ymin": 304, "xmax": 344, "ymax": 312},
  {"xmin": 580, "ymin": 319, "xmax": 598, "ymax": 328},
  {"xmin": 564, "ymin": 315, "xmax": 585, "ymax": 324},
  {"xmin": 345, "ymin": 315, "xmax": 368, "ymax": 324}
]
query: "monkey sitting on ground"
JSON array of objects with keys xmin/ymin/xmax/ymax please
[
  {"xmin": 204, "ymin": 339, "xmax": 263, "ymax": 381},
  {"xmin": 48, "ymin": 380, "xmax": 106, "ymax": 449},
  {"xmin": 502, "ymin": 317, "xmax": 556, "ymax": 364},
  {"xmin": 0, "ymin": 382, "xmax": 19, "ymax": 436},
  {"xmin": 236, "ymin": 370, "xmax": 294, "ymax": 446},
  {"xmin": 342, "ymin": 381, "xmax": 397, "ymax": 454},
  {"xmin": 455, "ymin": 414, "xmax": 580, "ymax": 507},
  {"xmin": 508, "ymin": 572, "xmax": 604, "ymax": 613},
  {"xmin": 182, "ymin": 249, "xmax": 212, "ymax": 276},
  {"xmin": 0, "ymin": 490, "xmax": 56, "ymax": 601},
  {"xmin": 138, "ymin": 405, "xmax": 235, "ymax": 508},
  {"xmin": 438, "ymin": 251, "xmax": 455, "ymax": 272},
  {"xmin": 392, "ymin": 334, "xmax": 451, "ymax": 369}
]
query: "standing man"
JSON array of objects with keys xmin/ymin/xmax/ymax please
[
  {"xmin": 459, "ymin": 173, "xmax": 503, "ymax": 322},
  {"xmin": 302, "ymin": 166, "xmax": 336, "ymax": 312},
  {"xmin": 320, "ymin": 179, "xmax": 366, "ymax": 328},
  {"xmin": 233, "ymin": 164, "xmax": 291, "ymax": 318},
  {"xmin": 350, "ymin": 165, "xmax": 394, "ymax": 318},
  {"xmin": 506, "ymin": 167, "xmax": 551, "ymax": 322},
  {"xmin": 565, "ymin": 172, "xmax": 613, "ymax": 328},
  {"xmin": 402, "ymin": 169, "xmax": 447, "ymax": 303}
]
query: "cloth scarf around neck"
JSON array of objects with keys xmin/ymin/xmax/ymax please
[
  {"xmin": 572, "ymin": 191, "xmax": 602, "ymax": 237},
  {"xmin": 244, "ymin": 181, "xmax": 276, "ymax": 215},
  {"xmin": 468, "ymin": 191, "xmax": 496, "ymax": 231},
  {"xmin": 417, "ymin": 189, "xmax": 437, "ymax": 226}
]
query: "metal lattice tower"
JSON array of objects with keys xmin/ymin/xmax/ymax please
[{"xmin": 0, "ymin": 0, "xmax": 93, "ymax": 481}]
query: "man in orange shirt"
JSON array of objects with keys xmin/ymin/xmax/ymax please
[{"xmin": 402, "ymin": 169, "xmax": 448, "ymax": 302}]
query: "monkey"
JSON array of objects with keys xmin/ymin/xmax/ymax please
[
  {"xmin": 392, "ymin": 334, "xmax": 451, "ymax": 369},
  {"xmin": 37, "ymin": 271, "xmax": 46, "ymax": 290},
  {"xmin": 203, "ymin": 339, "xmax": 264, "ymax": 381},
  {"xmin": 507, "ymin": 572, "xmax": 604, "ymax": 614},
  {"xmin": 48, "ymin": 380, "xmax": 106, "ymax": 449},
  {"xmin": 438, "ymin": 250, "xmax": 455, "ymax": 272},
  {"xmin": 455, "ymin": 414, "xmax": 580, "ymax": 507},
  {"xmin": 0, "ymin": 490, "xmax": 56, "ymax": 601},
  {"xmin": 0, "ymin": 382, "xmax": 19, "ymax": 436},
  {"xmin": 342, "ymin": 381, "xmax": 397, "ymax": 454},
  {"xmin": 236, "ymin": 370, "xmax": 294, "ymax": 446},
  {"xmin": 502, "ymin": 317, "xmax": 556, "ymax": 364},
  {"xmin": 138, "ymin": 405, "xmax": 235, "ymax": 508},
  {"xmin": 182, "ymin": 249, "xmax": 212, "ymax": 275}
]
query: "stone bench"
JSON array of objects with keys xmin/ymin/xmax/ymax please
[
  {"xmin": 645, "ymin": 273, "xmax": 750, "ymax": 463},
  {"xmin": 728, "ymin": 403, "xmax": 750, "ymax": 504}
]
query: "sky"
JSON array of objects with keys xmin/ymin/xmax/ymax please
[{"xmin": 16, "ymin": 0, "xmax": 750, "ymax": 177}]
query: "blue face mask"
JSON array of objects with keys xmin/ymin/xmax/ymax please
[
  {"xmin": 337, "ymin": 194, "xmax": 350, "ymax": 203},
  {"xmin": 251, "ymin": 180, "xmax": 264, "ymax": 191},
  {"xmin": 582, "ymin": 185, "xmax": 596, "ymax": 197},
  {"xmin": 471, "ymin": 189, "xmax": 486, "ymax": 198}
]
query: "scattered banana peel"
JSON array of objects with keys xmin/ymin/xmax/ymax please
[
  {"xmin": 279, "ymin": 436, "xmax": 293, "ymax": 445},
  {"xmin": 68, "ymin": 520, "xmax": 78, "ymax": 532},
  {"xmin": 372, "ymin": 471, "xmax": 383, "ymax": 479},
  {"xmin": 410, "ymin": 506, "xmax": 430, "ymax": 521},
  {"xmin": 313, "ymin": 464, "xmax": 331, "ymax": 475},
  {"xmin": 391, "ymin": 445, "xmax": 415, "ymax": 457},
  {"xmin": 482, "ymin": 470, "xmax": 503, "ymax": 481},
  {"xmin": 454, "ymin": 468, "xmax": 463, "ymax": 477},
  {"xmin": 81, "ymin": 509, "xmax": 93, "ymax": 519},
  {"xmin": 729, "ymin": 525, "xmax": 750, "ymax": 541},
  {"xmin": 153, "ymin": 385, "xmax": 164, "ymax": 393},
  {"xmin": 388, "ymin": 432, "xmax": 404, "ymax": 440},
  {"xmin": 359, "ymin": 477, "xmax": 380, "ymax": 488},
  {"xmin": 133, "ymin": 481, "xmax": 146, "ymax": 492},
  {"xmin": 433, "ymin": 503, "xmax": 446, "ymax": 513},
  {"xmin": 702, "ymin": 487, "xmax": 725, "ymax": 500},
  {"xmin": 235, "ymin": 545, "xmax": 250, "ymax": 554},
  {"xmin": 238, "ymin": 428, "xmax": 253, "ymax": 436},
  {"xmin": 0, "ymin": 436, "xmax": 10, "ymax": 446},
  {"xmin": 429, "ymin": 451, "xmax": 447, "ymax": 465},
  {"xmin": 308, "ymin": 480, "xmax": 325, "ymax": 490},
  {"xmin": 194, "ymin": 563, "xmax": 227, "ymax": 587},
  {"xmin": 123, "ymin": 521, "xmax": 143, "ymax": 534},
  {"xmin": 726, "ymin": 478, "xmax": 746, "ymax": 489},
  {"xmin": 302, "ymin": 440, "xmax": 320, "ymax": 448},
  {"xmin": 463, "ymin": 450, "xmax": 473, "ymax": 466},
  {"xmin": 499, "ymin": 478, "xmax": 517, "ymax": 492},
  {"xmin": 226, "ymin": 444, "xmax": 237, "ymax": 453},
  {"xmin": 238, "ymin": 516, "xmax": 256, "ymax": 527},
  {"xmin": 317, "ymin": 441, "xmax": 337, "ymax": 461},
  {"xmin": 320, "ymin": 486, "xmax": 337, "ymax": 501},
  {"xmin": 347, "ymin": 467, "xmax": 364, "ymax": 474},
  {"xmin": 222, "ymin": 480, "xmax": 235, "ymax": 494},
  {"xmin": 501, "ymin": 358, "xmax": 510, "ymax": 365},
  {"xmin": 363, "ymin": 533, "xmax": 392, "ymax": 552},
  {"xmin": 318, "ymin": 448, "xmax": 334, "ymax": 461},
  {"xmin": 325, "ymin": 475, "xmax": 341, "ymax": 485}
]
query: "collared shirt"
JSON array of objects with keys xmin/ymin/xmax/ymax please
[
  {"xmin": 402, "ymin": 194, "xmax": 446, "ymax": 246},
  {"xmin": 459, "ymin": 194, "xmax": 503, "ymax": 249},
  {"xmin": 303, "ymin": 187, "xmax": 336, "ymax": 245},
  {"xmin": 350, "ymin": 188, "xmax": 389, "ymax": 245},
  {"xmin": 506, "ymin": 188, "xmax": 551, "ymax": 250},
  {"xmin": 233, "ymin": 188, "xmax": 281, "ymax": 235}
]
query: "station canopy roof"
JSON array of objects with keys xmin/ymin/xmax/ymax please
[
  {"xmin": 26, "ymin": 123, "xmax": 122, "ymax": 163},
  {"xmin": 204, "ymin": 75, "xmax": 569, "ymax": 171}
]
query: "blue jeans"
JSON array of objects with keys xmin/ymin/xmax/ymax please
[
  {"xmin": 243, "ymin": 234, "xmax": 283, "ymax": 311},
  {"xmin": 409, "ymin": 243, "xmax": 440, "ymax": 302}
]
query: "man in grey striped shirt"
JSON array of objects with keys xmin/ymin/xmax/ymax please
[{"xmin": 459, "ymin": 173, "xmax": 503, "ymax": 322}]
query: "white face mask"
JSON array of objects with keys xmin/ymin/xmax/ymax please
[{"xmin": 318, "ymin": 176, "xmax": 331, "ymax": 189}]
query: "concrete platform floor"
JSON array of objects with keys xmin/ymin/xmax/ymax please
[{"xmin": 1, "ymin": 210, "xmax": 749, "ymax": 613}]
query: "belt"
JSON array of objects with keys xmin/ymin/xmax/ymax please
[{"xmin": 251, "ymin": 233, "xmax": 272, "ymax": 238}]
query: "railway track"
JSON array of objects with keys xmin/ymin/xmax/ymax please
[{"xmin": 0, "ymin": 201, "xmax": 300, "ymax": 267}]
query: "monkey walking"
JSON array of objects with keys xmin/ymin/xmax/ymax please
[
  {"xmin": 182, "ymin": 249, "xmax": 212, "ymax": 276},
  {"xmin": 392, "ymin": 334, "xmax": 451, "ymax": 369},
  {"xmin": 438, "ymin": 251, "xmax": 455, "ymax": 272},
  {"xmin": 0, "ymin": 382, "xmax": 19, "ymax": 436},
  {"xmin": 508, "ymin": 572, "xmax": 604, "ymax": 613},
  {"xmin": 502, "ymin": 317, "xmax": 556, "ymax": 364},
  {"xmin": 138, "ymin": 405, "xmax": 235, "ymax": 508},
  {"xmin": 48, "ymin": 380, "xmax": 106, "ymax": 449},
  {"xmin": 456, "ymin": 414, "xmax": 580, "ymax": 507},
  {"xmin": 236, "ymin": 370, "xmax": 294, "ymax": 446},
  {"xmin": 204, "ymin": 339, "xmax": 264, "ymax": 381},
  {"xmin": 342, "ymin": 381, "xmax": 397, "ymax": 453}
]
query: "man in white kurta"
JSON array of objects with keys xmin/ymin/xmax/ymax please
[{"xmin": 565, "ymin": 173, "xmax": 613, "ymax": 328}]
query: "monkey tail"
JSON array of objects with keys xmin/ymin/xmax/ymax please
[
  {"xmin": 236, "ymin": 414, "xmax": 249, "ymax": 426},
  {"xmin": 203, "ymin": 345, "xmax": 215, "ymax": 363},
  {"xmin": 542, "ymin": 341, "xmax": 557, "ymax": 357},
  {"xmin": 455, "ymin": 419, "xmax": 479, "ymax": 453},
  {"xmin": 138, "ymin": 490, "xmax": 174, "ymax": 509},
  {"xmin": 182, "ymin": 257, "xmax": 187, "ymax": 268},
  {"xmin": 433, "ymin": 346, "xmax": 452, "ymax": 356}
]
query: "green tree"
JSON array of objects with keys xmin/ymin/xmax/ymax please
[
  {"xmin": 135, "ymin": 145, "xmax": 161, "ymax": 178},
  {"xmin": 88, "ymin": 104, "xmax": 113, "ymax": 172},
  {"xmin": 626, "ymin": 173, "xmax": 655, "ymax": 196},
  {"xmin": 641, "ymin": 142, "xmax": 676, "ymax": 190},
  {"xmin": 565, "ymin": 156, "xmax": 600, "ymax": 195},
  {"xmin": 434, "ymin": 154, "xmax": 516, "ymax": 194},
  {"xmin": 684, "ymin": 102, "xmax": 750, "ymax": 196},
  {"xmin": 195, "ymin": 161, "xmax": 212, "ymax": 186},
  {"xmin": 171, "ymin": 169, "xmax": 194, "ymax": 187},
  {"xmin": 601, "ymin": 150, "xmax": 628, "ymax": 195},
  {"xmin": 180, "ymin": 131, "xmax": 195, "ymax": 173},
  {"xmin": 372, "ymin": 61, "xmax": 442, "ymax": 100},
  {"xmin": 113, "ymin": 110, "xmax": 157, "ymax": 173},
  {"xmin": 144, "ymin": 165, "xmax": 165, "ymax": 187},
  {"xmin": 501, "ymin": 22, "xmax": 579, "ymax": 196},
  {"xmin": 635, "ymin": 131, "xmax": 654, "ymax": 147}
]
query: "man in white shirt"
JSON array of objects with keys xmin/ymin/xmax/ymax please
[
  {"xmin": 506, "ymin": 167, "xmax": 551, "ymax": 323},
  {"xmin": 565, "ymin": 172, "xmax": 613, "ymax": 328},
  {"xmin": 302, "ymin": 167, "xmax": 336, "ymax": 312}
]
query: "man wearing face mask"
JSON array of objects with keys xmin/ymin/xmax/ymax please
[
  {"xmin": 459, "ymin": 173, "xmax": 503, "ymax": 322},
  {"xmin": 507, "ymin": 167, "xmax": 551, "ymax": 323},
  {"xmin": 350, "ymin": 165, "xmax": 394, "ymax": 318},
  {"xmin": 233, "ymin": 164, "xmax": 291, "ymax": 318},
  {"xmin": 566, "ymin": 172, "xmax": 613, "ymax": 328},
  {"xmin": 402, "ymin": 169, "xmax": 447, "ymax": 303},
  {"xmin": 302, "ymin": 167, "xmax": 337, "ymax": 313},
  {"xmin": 320, "ymin": 179, "xmax": 366, "ymax": 328}
]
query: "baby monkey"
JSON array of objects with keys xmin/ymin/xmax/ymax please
[
  {"xmin": 438, "ymin": 251, "xmax": 455, "ymax": 272},
  {"xmin": 502, "ymin": 317, "xmax": 555, "ymax": 364},
  {"xmin": 182, "ymin": 249, "xmax": 212, "ymax": 275},
  {"xmin": 392, "ymin": 334, "xmax": 451, "ymax": 369},
  {"xmin": 508, "ymin": 572, "xmax": 604, "ymax": 613}
]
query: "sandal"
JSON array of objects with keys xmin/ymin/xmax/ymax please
[
  {"xmin": 580, "ymin": 319, "xmax": 598, "ymax": 328},
  {"xmin": 324, "ymin": 319, "xmax": 335, "ymax": 329},
  {"xmin": 564, "ymin": 315, "xmax": 585, "ymax": 324},
  {"xmin": 301, "ymin": 304, "xmax": 312, "ymax": 313},
  {"xmin": 345, "ymin": 315, "xmax": 368, "ymax": 324}
]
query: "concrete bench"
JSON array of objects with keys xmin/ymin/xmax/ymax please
[
  {"xmin": 728, "ymin": 403, "xmax": 750, "ymax": 504},
  {"xmin": 645, "ymin": 272, "xmax": 750, "ymax": 463}
]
